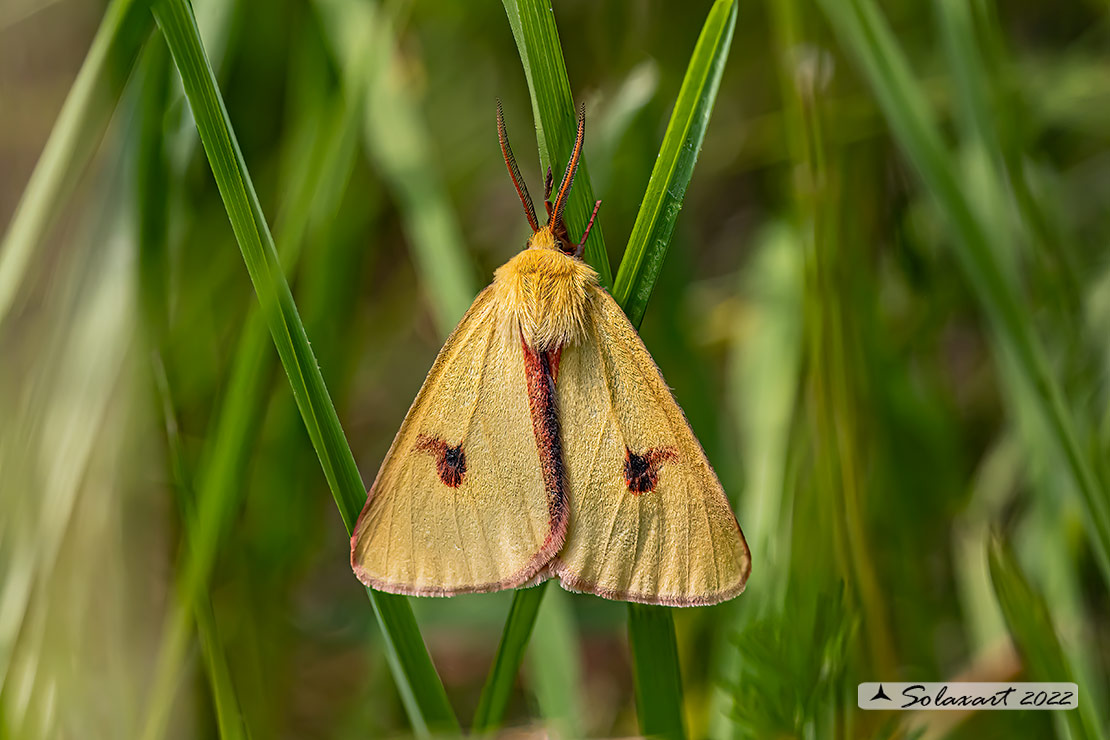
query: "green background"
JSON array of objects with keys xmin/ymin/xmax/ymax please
[{"xmin": 1, "ymin": 0, "xmax": 1108, "ymax": 738}]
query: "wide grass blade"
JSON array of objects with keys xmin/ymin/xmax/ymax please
[
  {"xmin": 501, "ymin": 0, "xmax": 611, "ymax": 287},
  {"xmin": 0, "ymin": 0, "xmax": 150, "ymax": 330},
  {"xmin": 611, "ymin": 0, "xmax": 737, "ymax": 328},
  {"xmin": 816, "ymin": 0, "xmax": 1110, "ymax": 585},
  {"xmin": 988, "ymin": 537, "xmax": 1106, "ymax": 740},
  {"xmin": 150, "ymin": 0, "xmax": 458, "ymax": 733},
  {"xmin": 627, "ymin": 603, "xmax": 686, "ymax": 740}
]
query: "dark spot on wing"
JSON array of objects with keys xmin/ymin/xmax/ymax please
[
  {"xmin": 416, "ymin": 435, "xmax": 467, "ymax": 488},
  {"xmin": 624, "ymin": 446, "xmax": 676, "ymax": 495}
]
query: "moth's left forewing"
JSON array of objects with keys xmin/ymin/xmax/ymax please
[
  {"xmin": 351, "ymin": 287, "xmax": 559, "ymax": 596},
  {"xmin": 553, "ymin": 287, "xmax": 751, "ymax": 606}
]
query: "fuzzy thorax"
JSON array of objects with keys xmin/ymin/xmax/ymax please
[{"xmin": 494, "ymin": 229, "xmax": 599, "ymax": 351}]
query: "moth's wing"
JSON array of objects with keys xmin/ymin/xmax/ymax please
[
  {"xmin": 553, "ymin": 288, "xmax": 750, "ymax": 606},
  {"xmin": 351, "ymin": 287, "xmax": 560, "ymax": 596}
]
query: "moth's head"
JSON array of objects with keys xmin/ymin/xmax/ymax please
[
  {"xmin": 496, "ymin": 100, "xmax": 585, "ymax": 257},
  {"xmin": 527, "ymin": 226, "xmax": 558, "ymax": 251}
]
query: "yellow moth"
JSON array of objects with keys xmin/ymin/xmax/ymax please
[{"xmin": 350, "ymin": 104, "xmax": 750, "ymax": 606}]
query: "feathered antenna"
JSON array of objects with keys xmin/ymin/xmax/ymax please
[
  {"xmin": 496, "ymin": 100, "xmax": 540, "ymax": 232},
  {"xmin": 549, "ymin": 104, "xmax": 585, "ymax": 234}
]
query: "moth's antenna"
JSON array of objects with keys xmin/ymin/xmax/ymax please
[
  {"xmin": 550, "ymin": 104, "xmax": 585, "ymax": 233},
  {"xmin": 496, "ymin": 100, "xmax": 540, "ymax": 232}
]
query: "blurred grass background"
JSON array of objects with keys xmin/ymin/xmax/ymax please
[{"xmin": 2, "ymin": 0, "xmax": 1110, "ymax": 738}]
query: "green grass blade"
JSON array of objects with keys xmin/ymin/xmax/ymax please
[
  {"xmin": 150, "ymin": 0, "xmax": 458, "ymax": 733},
  {"xmin": 471, "ymin": 583, "xmax": 548, "ymax": 733},
  {"xmin": 135, "ymin": 34, "xmax": 172, "ymax": 340},
  {"xmin": 501, "ymin": 0, "xmax": 612, "ymax": 287},
  {"xmin": 611, "ymin": 0, "xmax": 737, "ymax": 328},
  {"xmin": 816, "ymin": 0, "xmax": 1110, "ymax": 585},
  {"xmin": 615, "ymin": 4, "xmax": 738, "ymax": 736},
  {"xmin": 525, "ymin": 586, "xmax": 584, "ymax": 739},
  {"xmin": 0, "ymin": 0, "xmax": 150, "ymax": 330},
  {"xmin": 934, "ymin": 0, "xmax": 1003, "ymax": 161},
  {"xmin": 628, "ymin": 603, "xmax": 686, "ymax": 740},
  {"xmin": 988, "ymin": 536, "xmax": 1106, "ymax": 740},
  {"xmin": 194, "ymin": 598, "xmax": 251, "ymax": 740}
]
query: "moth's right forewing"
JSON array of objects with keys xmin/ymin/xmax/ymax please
[
  {"xmin": 553, "ymin": 288, "xmax": 750, "ymax": 606},
  {"xmin": 351, "ymin": 287, "xmax": 559, "ymax": 596}
]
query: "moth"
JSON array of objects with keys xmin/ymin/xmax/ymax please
[{"xmin": 350, "ymin": 104, "xmax": 750, "ymax": 606}]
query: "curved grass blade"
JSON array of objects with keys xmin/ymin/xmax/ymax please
[
  {"xmin": 150, "ymin": 0, "xmax": 458, "ymax": 733},
  {"xmin": 501, "ymin": 0, "xmax": 611, "ymax": 287},
  {"xmin": 988, "ymin": 536, "xmax": 1105, "ymax": 740},
  {"xmin": 0, "ymin": 0, "xmax": 151, "ymax": 330},
  {"xmin": 815, "ymin": 0, "xmax": 1110, "ymax": 587},
  {"xmin": 612, "ymin": 0, "xmax": 737, "ymax": 328}
]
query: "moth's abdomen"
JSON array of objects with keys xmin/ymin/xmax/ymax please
[{"xmin": 494, "ymin": 247, "xmax": 598, "ymax": 351}]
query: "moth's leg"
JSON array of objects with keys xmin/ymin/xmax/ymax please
[{"xmin": 574, "ymin": 200, "xmax": 603, "ymax": 259}]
